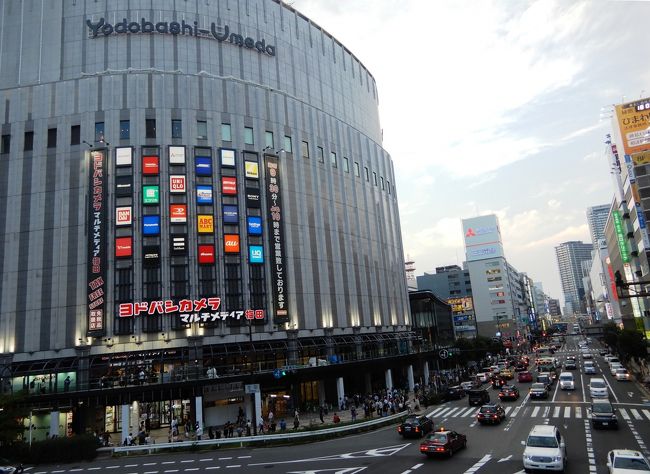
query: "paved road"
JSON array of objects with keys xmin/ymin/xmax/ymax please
[{"xmin": 26, "ymin": 333, "xmax": 650, "ymax": 473}]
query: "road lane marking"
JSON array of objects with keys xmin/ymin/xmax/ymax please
[
  {"xmin": 620, "ymin": 408, "xmax": 631, "ymax": 420},
  {"xmin": 504, "ymin": 407, "xmax": 513, "ymax": 415},
  {"xmin": 125, "ymin": 465, "xmax": 138, "ymax": 468},
  {"xmin": 236, "ymin": 456, "xmax": 251, "ymax": 459},
  {"xmin": 164, "ymin": 470, "xmax": 179, "ymax": 473},
  {"xmin": 449, "ymin": 407, "xmax": 464, "ymax": 417},
  {"xmin": 564, "ymin": 407, "xmax": 571, "ymax": 418},
  {"xmin": 463, "ymin": 454, "xmax": 491, "ymax": 473},
  {"xmin": 576, "ymin": 407, "xmax": 582, "ymax": 418},
  {"xmin": 458, "ymin": 407, "xmax": 474, "ymax": 417},
  {"xmin": 631, "ymin": 409, "xmax": 643, "ymax": 420},
  {"xmin": 642, "ymin": 409, "xmax": 650, "ymax": 420},
  {"xmin": 206, "ymin": 468, "xmax": 221, "ymax": 471},
  {"xmin": 180, "ymin": 460, "xmax": 193, "ymax": 463},
  {"xmin": 435, "ymin": 407, "xmax": 453, "ymax": 418},
  {"xmin": 200, "ymin": 458, "xmax": 215, "ymax": 461},
  {"xmin": 552, "ymin": 377, "xmax": 561, "ymax": 402},
  {"xmin": 601, "ymin": 373, "xmax": 620, "ymax": 403},
  {"xmin": 224, "ymin": 466, "xmax": 240, "ymax": 469},
  {"xmin": 411, "ymin": 464, "xmax": 423, "ymax": 470},
  {"xmin": 552, "ymin": 407, "xmax": 561, "ymax": 417},
  {"xmin": 531, "ymin": 406, "xmax": 540, "ymax": 417},
  {"xmin": 543, "ymin": 406, "xmax": 550, "ymax": 418},
  {"xmin": 162, "ymin": 462, "xmax": 176, "ymax": 465},
  {"xmin": 428, "ymin": 407, "xmax": 447, "ymax": 417},
  {"xmin": 218, "ymin": 457, "xmax": 232, "ymax": 460}
]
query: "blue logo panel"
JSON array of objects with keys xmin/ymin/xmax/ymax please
[
  {"xmin": 249, "ymin": 245, "xmax": 264, "ymax": 263},
  {"xmin": 143, "ymin": 215, "xmax": 160, "ymax": 235},
  {"xmin": 223, "ymin": 204, "xmax": 239, "ymax": 224},
  {"xmin": 195, "ymin": 156, "xmax": 213, "ymax": 176},
  {"xmin": 247, "ymin": 216, "xmax": 262, "ymax": 235}
]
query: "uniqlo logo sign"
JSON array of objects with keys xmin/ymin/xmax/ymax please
[
  {"xmin": 222, "ymin": 177, "xmax": 237, "ymax": 195},
  {"xmin": 143, "ymin": 156, "xmax": 159, "ymax": 175},
  {"xmin": 116, "ymin": 206, "xmax": 132, "ymax": 226},
  {"xmin": 115, "ymin": 237, "xmax": 132, "ymax": 258},
  {"xmin": 198, "ymin": 244, "xmax": 215, "ymax": 264},
  {"xmin": 170, "ymin": 204, "xmax": 187, "ymax": 223},
  {"xmin": 224, "ymin": 234, "xmax": 240, "ymax": 253},
  {"xmin": 170, "ymin": 175, "xmax": 186, "ymax": 193}
]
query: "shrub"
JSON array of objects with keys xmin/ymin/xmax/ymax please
[{"xmin": 2, "ymin": 435, "xmax": 100, "ymax": 464}]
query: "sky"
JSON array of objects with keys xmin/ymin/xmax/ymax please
[{"xmin": 290, "ymin": 0, "xmax": 650, "ymax": 301}]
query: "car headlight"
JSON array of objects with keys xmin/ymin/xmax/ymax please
[
  {"xmin": 554, "ymin": 456, "xmax": 563, "ymax": 462},
  {"xmin": 523, "ymin": 454, "xmax": 532, "ymax": 460}
]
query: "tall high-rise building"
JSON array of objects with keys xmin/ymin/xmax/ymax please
[
  {"xmin": 586, "ymin": 204, "xmax": 610, "ymax": 249},
  {"xmin": 555, "ymin": 241, "xmax": 594, "ymax": 314}
]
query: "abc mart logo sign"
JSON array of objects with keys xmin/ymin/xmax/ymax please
[{"xmin": 86, "ymin": 17, "xmax": 276, "ymax": 56}]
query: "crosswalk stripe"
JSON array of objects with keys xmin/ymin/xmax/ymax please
[
  {"xmin": 619, "ymin": 408, "xmax": 631, "ymax": 420},
  {"xmin": 505, "ymin": 407, "xmax": 513, "ymax": 415},
  {"xmin": 553, "ymin": 407, "xmax": 561, "ymax": 417},
  {"xmin": 429, "ymin": 407, "xmax": 446, "ymax": 417},
  {"xmin": 448, "ymin": 408, "xmax": 464, "ymax": 417},
  {"xmin": 564, "ymin": 407, "xmax": 571, "ymax": 418},
  {"xmin": 436, "ymin": 408, "xmax": 454, "ymax": 417},
  {"xmin": 576, "ymin": 407, "xmax": 582, "ymax": 419},
  {"xmin": 543, "ymin": 407, "xmax": 550, "ymax": 418},
  {"xmin": 531, "ymin": 406, "xmax": 540, "ymax": 417},
  {"xmin": 461, "ymin": 407, "xmax": 477, "ymax": 417},
  {"xmin": 641, "ymin": 409, "xmax": 650, "ymax": 421},
  {"xmin": 631, "ymin": 409, "xmax": 643, "ymax": 420}
]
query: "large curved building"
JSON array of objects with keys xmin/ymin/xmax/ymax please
[{"xmin": 0, "ymin": 0, "xmax": 428, "ymax": 440}]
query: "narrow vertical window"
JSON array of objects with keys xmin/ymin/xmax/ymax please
[
  {"xmin": 197, "ymin": 120, "xmax": 207, "ymax": 139},
  {"xmin": 265, "ymin": 131, "xmax": 274, "ymax": 149},
  {"xmin": 244, "ymin": 127, "xmax": 254, "ymax": 145},
  {"xmin": 301, "ymin": 141, "xmax": 309, "ymax": 159},
  {"xmin": 70, "ymin": 125, "xmax": 80, "ymax": 145},
  {"xmin": 95, "ymin": 122, "xmax": 105, "ymax": 142},
  {"xmin": 284, "ymin": 135, "xmax": 293, "ymax": 153},
  {"xmin": 317, "ymin": 146, "xmax": 324, "ymax": 162},
  {"xmin": 330, "ymin": 151, "xmax": 337, "ymax": 168},
  {"xmin": 145, "ymin": 119, "xmax": 156, "ymax": 139},
  {"xmin": 171, "ymin": 120, "xmax": 182, "ymax": 139},
  {"xmin": 1, "ymin": 134, "xmax": 10, "ymax": 154},
  {"xmin": 24, "ymin": 131, "xmax": 33, "ymax": 151},
  {"xmin": 221, "ymin": 123, "xmax": 232, "ymax": 142},
  {"xmin": 354, "ymin": 162, "xmax": 360, "ymax": 177},
  {"xmin": 343, "ymin": 157, "xmax": 349, "ymax": 173},
  {"xmin": 120, "ymin": 120, "xmax": 130, "ymax": 140},
  {"xmin": 47, "ymin": 128, "xmax": 57, "ymax": 148}
]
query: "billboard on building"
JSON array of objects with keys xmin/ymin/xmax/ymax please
[
  {"xmin": 615, "ymin": 98, "xmax": 650, "ymax": 155},
  {"xmin": 447, "ymin": 297, "xmax": 474, "ymax": 314},
  {"xmin": 87, "ymin": 149, "xmax": 107, "ymax": 335},
  {"xmin": 462, "ymin": 214, "xmax": 504, "ymax": 262}
]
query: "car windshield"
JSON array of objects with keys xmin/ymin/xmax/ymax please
[
  {"xmin": 593, "ymin": 403, "xmax": 613, "ymax": 414},
  {"xmin": 527, "ymin": 435, "xmax": 558, "ymax": 448},
  {"xmin": 480, "ymin": 406, "xmax": 495, "ymax": 413},
  {"xmin": 591, "ymin": 381, "xmax": 606, "ymax": 388},
  {"xmin": 427, "ymin": 432, "xmax": 447, "ymax": 443},
  {"xmin": 613, "ymin": 457, "xmax": 650, "ymax": 469},
  {"xmin": 616, "ymin": 369, "xmax": 628, "ymax": 374},
  {"xmin": 404, "ymin": 417, "xmax": 418, "ymax": 424},
  {"xmin": 560, "ymin": 375, "xmax": 572, "ymax": 381},
  {"xmin": 532, "ymin": 383, "xmax": 545, "ymax": 389}
]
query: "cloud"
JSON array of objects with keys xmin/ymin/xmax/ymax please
[
  {"xmin": 548, "ymin": 199, "xmax": 562, "ymax": 209},
  {"xmin": 522, "ymin": 224, "xmax": 590, "ymax": 249}
]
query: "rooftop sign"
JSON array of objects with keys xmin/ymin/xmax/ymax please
[{"xmin": 86, "ymin": 18, "xmax": 276, "ymax": 56}]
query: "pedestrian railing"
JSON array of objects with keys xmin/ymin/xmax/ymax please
[{"xmin": 111, "ymin": 410, "xmax": 407, "ymax": 455}]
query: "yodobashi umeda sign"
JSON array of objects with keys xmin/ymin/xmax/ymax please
[{"xmin": 86, "ymin": 18, "xmax": 276, "ymax": 56}]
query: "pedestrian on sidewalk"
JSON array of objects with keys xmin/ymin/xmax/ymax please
[
  {"xmin": 351, "ymin": 405, "xmax": 357, "ymax": 422},
  {"xmin": 319, "ymin": 405, "xmax": 324, "ymax": 423}
]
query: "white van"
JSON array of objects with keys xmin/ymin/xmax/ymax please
[
  {"xmin": 559, "ymin": 372, "xmax": 575, "ymax": 390},
  {"xmin": 522, "ymin": 425, "xmax": 567, "ymax": 472}
]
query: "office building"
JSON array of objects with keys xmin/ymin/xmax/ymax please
[{"xmin": 554, "ymin": 241, "xmax": 593, "ymax": 314}]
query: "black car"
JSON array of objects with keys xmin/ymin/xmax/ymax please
[
  {"xmin": 444, "ymin": 385, "xmax": 466, "ymax": 400},
  {"xmin": 498, "ymin": 385, "xmax": 520, "ymax": 401},
  {"xmin": 491, "ymin": 376, "xmax": 507, "ymax": 390},
  {"xmin": 564, "ymin": 361, "xmax": 577, "ymax": 370},
  {"xmin": 398, "ymin": 415, "xmax": 434, "ymax": 438},
  {"xmin": 476, "ymin": 403, "xmax": 506, "ymax": 425},
  {"xmin": 467, "ymin": 388, "xmax": 490, "ymax": 406},
  {"xmin": 419, "ymin": 429, "xmax": 467, "ymax": 458},
  {"xmin": 591, "ymin": 400, "xmax": 618, "ymax": 429}
]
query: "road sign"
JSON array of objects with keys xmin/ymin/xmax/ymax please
[
  {"xmin": 244, "ymin": 383, "xmax": 260, "ymax": 394},
  {"xmin": 439, "ymin": 349, "xmax": 449, "ymax": 359}
]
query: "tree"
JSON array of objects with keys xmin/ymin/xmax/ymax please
[
  {"xmin": 617, "ymin": 329, "xmax": 647, "ymax": 361},
  {"xmin": 0, "ymin": 393, "xmax": 28, "ymax": 446},
  {"xmin": 602, "ymin": 322, "xmax": 619, "ymax": 350}
]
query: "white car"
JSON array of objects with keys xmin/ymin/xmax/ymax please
[
  {"xmin": 559, "ymin": 372, "xmax": 575, "ymax": 390},
  {"xmin": 477, "ymin": 372, "xmax": 489, "ymax": 383},
  {"xmin": 460, "ymin": 381, "xmax": 476, "ymax": 390},
  {"xmin": 610, "ymin": 363, "xmax": 623, "ymax": 376},
  {"xmin": 608, "ymin": 357, "xmax": 621, "ymax": 367},
  {"xmin": 522, "ymin": 424, "xmax": 567, "ymax": 472},
  {"xmin": 605, "ymin": 355, "xmax": 616, "ymax": 363},
  {"xmin": 607, "ymin": 449, "xmax": 650, "ymax": 473},
  {"xmin": 582, "ymin": 351, "xmax": 593, "ymax": 360},
  {"xmin": 615, "ymin": 368, "xmax": 631, "ymax": 381},
  {"xmin": 589, "ymin": 378, "xmax": 609, "ymax": 398}
]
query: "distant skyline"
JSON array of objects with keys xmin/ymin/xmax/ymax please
[{"xmin": 291, "ymin": 0, "xmax": 648, "ymax": 300}]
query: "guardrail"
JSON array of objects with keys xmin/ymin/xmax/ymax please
[{"xmin": 111, "ymin": 410, "xmax": 407, "ymax": 455}]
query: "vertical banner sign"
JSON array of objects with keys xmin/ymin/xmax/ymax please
[
  {"xmin": 265, "ymin": 155, "xmax": 289, "ymax": 324},
  {"xmin": 87, "ymin": 149, "xmax": 107, "ymax": 335},
  {"xmin": 612, "ymin": 210, "xmax": 631, "ymax": 263}
]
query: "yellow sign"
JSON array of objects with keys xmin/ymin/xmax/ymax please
[
  {"xmin": 447, "ymin": 297, "xmax": 474, "ymax": 314},
  {"xmin": 615, "ymin": 98, "xmax": 650, "ymax": 155},
  {"xmin": 245, "ymin": 161, "xmax": 259, "ymax": 179},
  {"xmin": 197, "ymin": 215, "xmax": 214, "ymax": 233},
  {"xmin": 632, "ymin": 150, "xmax": 650, "ymax": 166}
]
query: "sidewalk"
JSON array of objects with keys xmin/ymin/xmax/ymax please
[{"xmin": 112, "ymin": 393, "xmax": 422, "ymax": 446}]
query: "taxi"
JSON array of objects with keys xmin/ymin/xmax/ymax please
[
  {"xmin": 500, "ymin": 368, "xmax": 514, "ymax": 379},
  {"xmin": 419, "ymin": 427, "xmax": 467, "ymax": 458}
]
